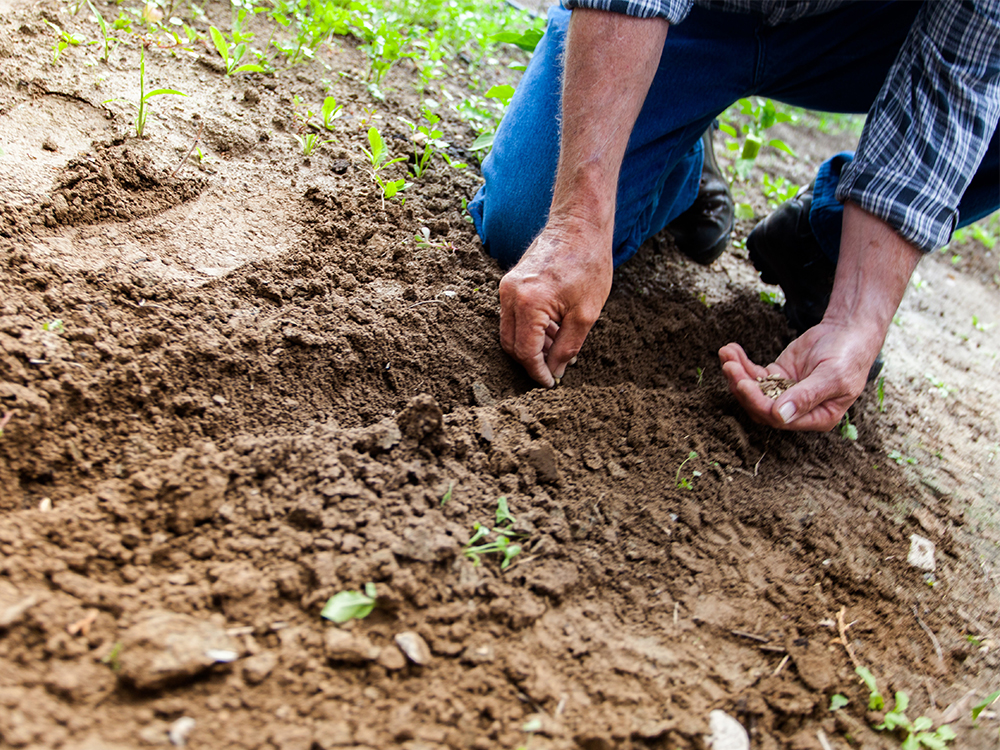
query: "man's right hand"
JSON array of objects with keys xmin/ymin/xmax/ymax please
[{"xmin": 499, "ymin": 217, "xmax": 613, "ymax": 388}]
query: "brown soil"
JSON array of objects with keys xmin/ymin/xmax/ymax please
[{"xmin": 2, "ymin": 2, "xmax": 999, "ymax": 749}]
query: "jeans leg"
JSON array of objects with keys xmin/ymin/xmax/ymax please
[
  {"xmin": 468, "ymin": 5, "xmax": 757, "ymax": 270},
  {"xmin": 809, "ymin": 124, "xmax": 999, "ymax": 261}
]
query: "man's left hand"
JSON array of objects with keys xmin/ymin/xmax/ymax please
[{"xmin": 719, "ymin": 319, "xmax": 882, "ymax": 431}]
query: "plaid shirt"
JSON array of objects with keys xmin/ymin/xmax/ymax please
[{"xmin": 562, "ymin": 0, "xmax": 1000, "ymax": 252}]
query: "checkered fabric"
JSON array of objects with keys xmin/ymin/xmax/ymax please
[{"xmin": 561, "ymin": 0, "xmax": 1000, "ymax": 252}]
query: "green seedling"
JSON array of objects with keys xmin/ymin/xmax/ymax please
[
  {"xmin": 888, "ymin": 449, "xmax": 916, "ymax": 466},
  {"xmin": 294, "ymin": 132, "xmax": 330, "ymax": 156},
  {"xmin": 361, "ymin": 126, "xmax": 408, "ymax": 203},
  {"xmin": 696, "ymin": 367, "xmax": 704, "ymax": 386},
  {"xmin": 440, "ymin": 480, "xmax": 454, "ymax": 507},
  {"xmin": 46, "ymin": 21, "xmax": 94, "ymax": 64},
  {"xmin": 873, "ymin": 692, "xmax": 958, "ymax": 749},
  {"xmin": 321, "ymin": 96, "xmax": 343, "ymax": 131},
  {"xmin": 830, "ymin": 694, "xmax": 849, "ymax": 711},
  {"xmin": 87, "ymin": 0, "xmax": 116, "ymax": 62},
  {"xmin": 719, "ymin": 98, "xmax": 797, "ymax": 180},
  {"xmin": 761, "ymin": 173, "xmax": 800, "ymax": 208},
  {"xmin": 398, "ymin": 106, "xmax": 446, "ymax": 178},
  {"xmin": 209, "ymin": 26, "xmax": 265, "ymax": 75},
  {"xmin": 972, "ymin": 315, "xmax": 995, "ymax": 332},
  {"xmin": 101, "ymin": 641, "xmax": 123, "ymax": 671},
  {"xmin": 856, "ymin": 666, "xmax": 884, "ymax": 710},
  {"xmin": 735, "ymin": 201, "xmax": 755, "ymax": 221},
  {"xmin": 759, "ymin": 289, "xmax": 782, "ymax": 307},
  {"xmin": 675, "ymin": 451, "xmax": 698, "ymax": 490},
  {"xmin": 496, "ymin": 495, "xmax": 515, "ymax": 527},
  {"xmin": 42, "ymin": 319, "xmax": 65, "ymax": 333},
  {"xmin": 110, "ymin": 47, "xmax": 187, "ymax": 138},
  {"xmin": 972, "ymin": 689, "xmax": 1000, "ymax": 723},
  {"xmin": 840, "ymin": 414, "xmax": 858, "ymax": 441},
  {"xmin": 465, "ymin": 532, "xmax": 521, "ymax": 569},
  {"xmin": 320, "ymin": 582, "xmax": 378, "ymax": 623},
  {"xmin": 877, "ymin": 375, "xmax": 887, "ymax": 412},
  {"xmin": 924, "ymin": 374, "xmax": 954, "ymax": 398}
]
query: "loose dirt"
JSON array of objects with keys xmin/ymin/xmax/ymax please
[{"xmin": 1, "ymin": 2, "xmax": 999, "ymax": 749}]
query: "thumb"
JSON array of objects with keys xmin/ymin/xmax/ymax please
[
  {"xmin": 546, "ymin": 312, "xmax": 594, "ymax": 379},
  {"xmin": 772, "ymin": 372, "xmax": 850, "ymax": 430}
]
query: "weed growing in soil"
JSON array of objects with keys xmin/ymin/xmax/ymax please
[
  {"xmin": 210, "ymin": 26, "xmax": 265, "ymax": 75},
  {"xmin": 113, "ymin": 47, "xmax": 187, "ymax": 138},
  {"xmin": 675, "ymin": 451, "xmax": 698, "ymax": 490},
  {"xmin": 839, "ymin": 414, "xmax": 858, "ymax": 441},
  {"xmin": 321, "ymin": 95, "xmax": 343, "ymax": 131},
  {"xmin": 972, "ymin": 690, "xmax": 1000, "ymax": 723},
  {"xmin": 877, "ymin": 376, "xmax": 887, "ymax": 412},
  {"xmin": 858, "ymin": 682, "xmax": 958, "ymax": 750},
  {"xmin": 829, "ymin": 694, "xmax": 849, "ymax": 711},
  {"xmin": 86, "ymin": 1, "xmax": 116, "ymax": 62},
  {"xmin": 46, "ymin": 21, "xmax": 93, "ymax": 64},
  {"xmin": 463, "ymin": 497, "xmax": 523, "ymax": 569},
  {"xmin": 42, "ymin": 319, "xmax": 65, "ymax": 333},
  {"xmin": 362, "ymin": 126, "xmax": 407, "ymax": 203},
  {"xmin": 321, "ymin": 583, "xmax": 378, "ymax": 623},
  {"xmin": 719, "ymin": 97, "xmax": 797, "ymax": 180}
]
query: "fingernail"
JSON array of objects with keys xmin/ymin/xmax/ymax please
[{"xmin": 778, "ymin": 401, "xmax": 797, "ymax": 423}]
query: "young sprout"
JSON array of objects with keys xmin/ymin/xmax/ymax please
[
  {"xmin": 87, "ymin": 0, "xmax": 116, "ymax": 63},
  {"xmin": 113, "ymin": 46, "xmax": 188, "ymax": 138},
  {"xmin": 42, "ymin": 319, "xmax": 65, "ymax": 333},
  {"xmin": 209, "ymin": 26, "xmax": 265, "ymax": 75},
  {"xmin": 675, "ymin": 451, "xmax": 698, "ymax": 490},
  {"xmin": 321, "ymin": 96, "xmax": 343, "ymax": 131},
  {"xmin": 320, "ymin": 583, "xmax": 378, "ymax": 623}
]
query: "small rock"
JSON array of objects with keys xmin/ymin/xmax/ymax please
[
  {"xmin": 524, "ymin": 440, "xmax": 560, "ymax": 484},
  {"xmin": 118, "ymin": 610, "xmax": 240, "ymax": 690},
  {"xmin": 324, "ymin": 628, "xmax": 379, "ymax": 663},
  {"xmin": 242, "ymin": 650, "xmax": 278, "ymax": 685},
  {"xmin": 168, "ymin": 717, "xmax": 196, "ymax": 747},
  {"xmin": 461, "ymin": 642, "xmax": 495, "ymax": 665},
  {"xmin": 471, "ymin": 382, "xmax": 495, "ymax": 406},
  {"xmin": 706, "ymin": 710, "xmax": 749, "ymax": 750},
  {"xmin": 376, "ymin": 644, "xmax": 407, "ymax": 671},
  {"xmin": 907, "ymin": 534, "xmax": 936, "ymax": 571},
  {"xmin": 394, "ymin": 631, "xmax": 431, "ymax": 665},
  {"xmin": 396, "ymin": 394, "xmax": 443, "ymax": 440},
  {"xmin": 42, "ymin": 136, "xmax": 58, "ymax": 152}
]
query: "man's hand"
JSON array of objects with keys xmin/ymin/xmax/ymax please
[
  {"xmin": 720, "ymin": 202, "xmax": 922, "ymax": 430},
  {"xmin": 499, "ymin": 218, "xmax": 613, "ymax": 387},
  {"xmin": 719, "ymin": 320, "xmax": 881, "ymax": 430},
  {"xmin": 497, "ymin": 9, "xmax": 668, "ymax": 387}
]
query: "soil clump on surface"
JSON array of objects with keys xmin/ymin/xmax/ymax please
[{"xmin": 1, "ymin": 1, "xmax": 999, "ymax": 748}]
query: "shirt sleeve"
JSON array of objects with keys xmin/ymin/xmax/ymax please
[
  {"xmin": 835, "ymin": 0, "xmax": 1000, "ymax": 253},
  {"xmin": 561, "ymin": 0, "xmax": 695, "ymax": 25}
]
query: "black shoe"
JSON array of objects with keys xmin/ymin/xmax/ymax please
[
  {"xmin": 665, "ymin": 127, "xmax": 734, "ymax": 265},
  {"xmin": 747, "ymin": 184, "xmax": 884, "ymax": 382}
]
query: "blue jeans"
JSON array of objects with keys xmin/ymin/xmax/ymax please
[{"xmin": 468, "ymin": 2, "xmax": 1000, "ymax": 269}]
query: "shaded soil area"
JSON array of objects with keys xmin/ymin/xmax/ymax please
[{"xmin": 1, "ymin": 2, "xmax": 999, "ymax": 749}]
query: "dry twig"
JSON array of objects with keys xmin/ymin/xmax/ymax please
[
  {"xmin": 835, "ymin": 606, "xmax": 862, "ymax": 670},
  {"xmin": 912, "ymin": 604, "xmax": 945, "ymax": 668}
]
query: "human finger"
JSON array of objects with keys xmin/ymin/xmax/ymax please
[{"xmin": 547, "ymin": 310, "xmax": 596, "ymax": 379}]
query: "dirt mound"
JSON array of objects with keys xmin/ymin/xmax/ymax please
[
  {"xmin": 1, "ymin": 0, "xmax": 998, "ymax": 748},
  {"xmin": 1, "ymin": 142, "xmax": 205, "ymax": 237}
]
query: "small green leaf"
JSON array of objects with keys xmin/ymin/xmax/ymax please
[
  {"xmin": 934, "ymin": 725, "xmax": 957, "ymax": 741},
  {"xmin": 471, "ymin": 132, "xmax": 495, "ymax": 151},
  {"xmin": 718, "ymin": 122, "xmax": 737, "ymax": 138},
  {"xmin": 973, "ymin": 689, "xmax": 1000, "ymax": 721},
  {"xmin": 233, "ymin": 63, "xmax": 264, "ymax": 73},
  {"xmin": 912, "ymin": 716, "xmax": 933, "ymax": 732},
  {"xmin": 735, "ymin": 202, "xmax": 755, "ymax": 221},
  {"xmin": 209, "ymin": 26, "xmax": 228, "ymax": 64},
  {"xmin": 367, "ymin": 126, "xmax": 386, "ymax": 165},
  {"xmin": 768, "ymin": 138, "xmax": 797, "ymax": 157},
  {"xmin": 496, "ymin": 496, "xmax": 515, "ymax": 526},
  {"xmin": 829, "ymin": 694, "xmax": 849, "ymax": 711},
  {"xmin": 320, "ymin": 589, "xmax": 376, "ymax": 623},
  {"xmin": 485, "ymin": 84, "xmax": 515, "ymax": 107},
  {"xmin": 492, "ymin": 28, "xmax": 543, "ymax": 52},
  {"xmin": 143, "ymin": 88, "xmax": 187, "ymax": 101}
]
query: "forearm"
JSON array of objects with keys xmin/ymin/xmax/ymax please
[
  {"xmin": 550, "ymin": 9, "xmax": 669, "ymax": 236},
  {"xmin": 823, "ymin": 202, "xmax": 923, "ymax": 341}
]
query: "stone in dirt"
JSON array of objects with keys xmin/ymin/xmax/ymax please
[
  {"xmin": 706, "ymin": 710, "xmax": 749, "ymax": 750},
  {"xmin": 324, "ymin": 628, "xmax": 379, "ymax": 663},
  {"xmin": 907, "ymin": 534, "xmax": 936, "ymax": 571},
  {"xmin": 241, "ymin": 650, "xmax": 278, "ymax": 685},
  {"xmin": 396, "ymin": 394, "xmax": 443, "ymax": 440},
  {"xmin": 117, "ymin": 610, "xmax": 240, "ymax": 690},
  {"xmin": 394, "ymin": 631, "xmax": 432, "ymax": 665}
]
